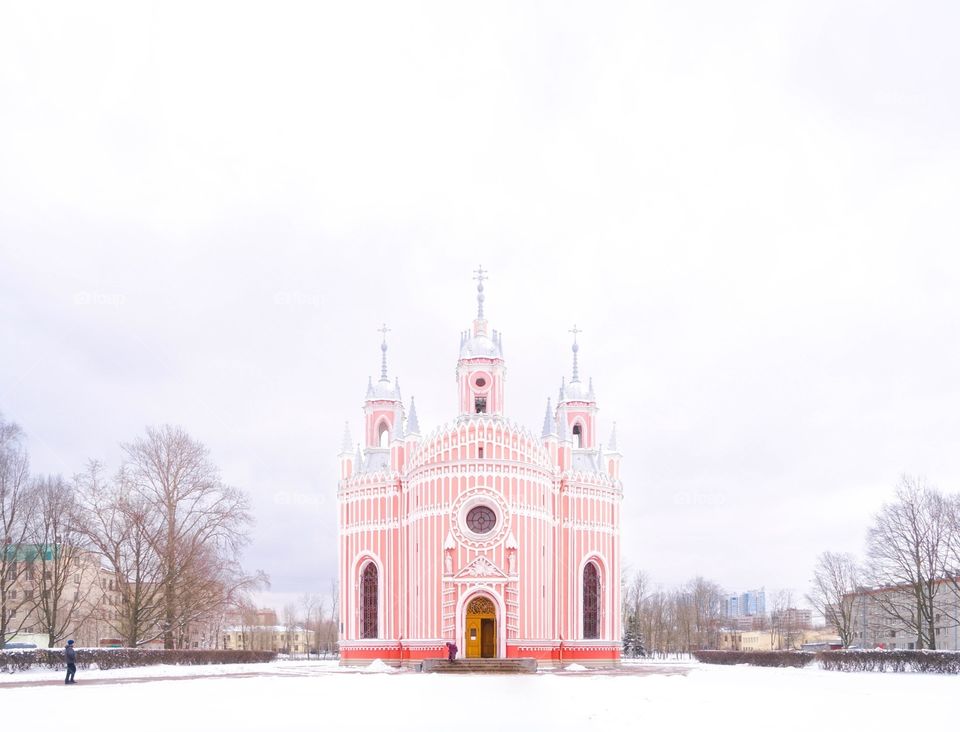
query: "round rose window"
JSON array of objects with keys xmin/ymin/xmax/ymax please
[
  {"xmin": 466, "ymin": 505, "xmax": 496, "ymax": 534},
  {"xmin": 475, "ymin": 377, "xmax": 486, "ymax": 387}
]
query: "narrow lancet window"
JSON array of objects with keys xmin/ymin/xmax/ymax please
[
  {"xmin": 361, "ymin": 563, "xmax": 378, "ymax": 638},
  {"xmin": 583, "ymin": 561, "xmax": 600, "ymax": 639}
]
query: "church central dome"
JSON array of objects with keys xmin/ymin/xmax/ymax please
[{"xmin": 459, "ymin": 334, "xmax": 501, "ymax": 359}]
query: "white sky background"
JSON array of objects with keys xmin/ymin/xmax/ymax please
[{"xmin": 1, "ymin": 1, "xmax": 958, "ymax": 610}]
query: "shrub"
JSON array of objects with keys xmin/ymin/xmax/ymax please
[
  {"xmin": 0, "ymin": 648, "xmax": 277, "ymax": 673},
  {"xmin": 815, "ymin": 649, "xmax": 960, "ymax": 674},
  {"xmin": 692, "ymin": 651, "xmax": 815, "ymax": 668}
]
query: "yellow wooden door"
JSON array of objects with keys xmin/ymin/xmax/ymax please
[
  {"xmin": 481, "ymin": 618, "xmax": 496, "ymax": 658},
  {"xmin": 465, "ymin": 596, "xmax": 497, "ymax": 659},
  {"xmin": 465, "ymin": 618, "xmax": 482, "ymax": 658}
]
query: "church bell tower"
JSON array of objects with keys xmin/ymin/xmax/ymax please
[{"xmin": 456, "ymin": 266, "xmax": 505, "ymax": 419}]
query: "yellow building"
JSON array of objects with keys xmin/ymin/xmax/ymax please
[{"xmin": 222, "ymin": 626, "xmax": 316, "ymax": 655}]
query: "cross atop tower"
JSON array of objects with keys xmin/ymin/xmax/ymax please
[
  {"xmin": 378, "ymin": 323, "xmax": 391, "ymax": 380},
  {"xmin": 473, "ymin": 265, "xmax": 488, "ymax": 319}
]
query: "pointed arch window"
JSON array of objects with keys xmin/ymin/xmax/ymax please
[
  {"xmin": 361, "ymin": 563, "xmax": 378, "ymax": 638},
  {"xmin": 378, "ymin": 421, "xmax": 390, "ymax": 448},
  {"xmin": 583, "ymin": 561, "xmax": 600, "ymax": 639},
  {"xmin": 572, "ymin": 423, "xmax": 583, "ymax": 448}
]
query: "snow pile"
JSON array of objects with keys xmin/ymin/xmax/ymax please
[
  {"xmin": 564, "ymin": 663, "xmax": 589, "ymax": 672},
  {"xmin": 357, "ymin": 658, "xmax": 399, "ymax": 673}
]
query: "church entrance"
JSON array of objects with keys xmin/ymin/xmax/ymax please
[{"xmin": 464, "ymin": 596, "xmax": 497, "ymax": 658}]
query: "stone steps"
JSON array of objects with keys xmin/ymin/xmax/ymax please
[{"xmin": 421, "ymin": 658, "xmax": 538, "ymax": 674}]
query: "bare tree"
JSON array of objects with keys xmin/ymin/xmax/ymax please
[
  {"xmin": 316, "ymin": 579, "xmax": 340, "ymax": 657},
  {"xmin": 30, "ymin": 475, "xmax": 99, "ymax": 647},
  {"xmin": 807, "ymin": 551, "xmax": 860, "ymax": 648},
  {"xmin": 686, "ymin": 576, "xmax": 724, "ymax": 650},
  {"xmin": 282, "ymin": 603, "xmax": 300, "ymax": 655},
  {"xmin": 0, "ymin": 415, "xmax": 36, "ymax": 646},
  {"xmin": 866, "ymin": 476, "xmax": 950, "ymax": 649},
  {"xmin": 770, "ymin": 590, "xmax": 804, "ymax": 650},
  {"xmin": 119, "ymin": 425, "xmax": 253, "ymax": 649},
  {"xmin": 300, "ymin": 593, "xmax": 322, "ymax": 657},
  {"xmin": 76, "ymin": 461, "xmax": 168, "ymax": 647}
]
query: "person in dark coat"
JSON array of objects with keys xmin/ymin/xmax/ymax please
[
  {"xmin": 445, "ymin": 641, "xmax": 457, "ymax": 662},
  {"xmin": 64, "ymin": 640, "xmax": 77, "ymax": 684}
]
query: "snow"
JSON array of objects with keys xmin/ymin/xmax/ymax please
[
  {"xmin": 356, "ymin": 658, "xmax": 400, "ymax": 673},
  {"xmin": 563, "ymin": 663, "xmax": 589, "ymax": 672},
  {"xmin": 0, "ymin": 660, "xmax": 956, "ymax": 731}
]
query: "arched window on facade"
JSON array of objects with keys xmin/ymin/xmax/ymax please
[
  {"xmin": 583, "ymin": 560, "xmax": 600, "ymax": 639},
  {"xmin": 378, "ymin": 421, "xmax": 390, "ymax": 448},
  {"xmin": 361, "ymin": 563, "xmax": 378, "ymax": 638},
  {"xmin": 572, "ymin": 423, "xmax": 583, "ymax": 448}
]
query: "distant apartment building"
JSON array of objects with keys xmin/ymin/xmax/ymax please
[
  {"xmin": 4, "ymin": 545, "xmax": 121, "ymax": 648},
  {"xmin": 847, "ymin": 582, "xmax": 960, "ymax": 651},
  {"xmin": 3, "ymin": 543, "xmax": 229, "ymax": 649},
  {"xmin": 771, "ymin": 607, "xmax": 812, "ymax": 630},
  {"xmin": 723, "ymin": 589, "xmax": 766, "ymax": 619}
]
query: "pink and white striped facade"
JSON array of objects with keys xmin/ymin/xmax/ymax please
[{"xmin": 337, "ymin": 282, "xmax": 623, "ymax": 667}]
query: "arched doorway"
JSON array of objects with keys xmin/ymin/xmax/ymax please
[{"xmin": 464, "ymin": 595, "xmax": 497, "ymax": 658}]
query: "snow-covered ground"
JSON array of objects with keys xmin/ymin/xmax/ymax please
[{"xmin": 0, "ymin": 660, "xmax": 954, "ymax": 731}]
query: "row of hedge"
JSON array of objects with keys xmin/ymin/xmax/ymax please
[
  {"xmin": 693, "ymin": 651, "xmax": 814, "ymax": 668},
  {"xmin": 693, "ymin": 649, "xmax": 960, "ymax": 674},
  {"xmin": 817, "ymin": 649, "xmax": 960, "ymax": 674},
  {"xmin": 0, "ymin": 648, "xmax": 277, "ymax": 673}
]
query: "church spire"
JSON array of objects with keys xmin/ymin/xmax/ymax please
[
  {"xmin": 340, "ymin": 421, "xmax": 352, "ymax": 453},
  {"xmin": 569, "ymin": 325, "xmax": 582, "ymax": 383},
  {"xmin": 608, "ymin": 422, "xmax": 618, "ymax": 452},
  {"xmin": 473, "ymin": 265, "xmax": 487, "ymax": 320},
  {"xmin": 378, "ymin": 323, "xmax": 391, "ymax": 381}
]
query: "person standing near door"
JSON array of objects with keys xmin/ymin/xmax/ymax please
[{"xmin": 64, "ymin": 640, "xmax": 77, "ymax": 684}]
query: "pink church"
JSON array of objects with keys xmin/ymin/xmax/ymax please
[{"xmin": 337, "ymin": 271, "xmax": 623, "ymax": 667}]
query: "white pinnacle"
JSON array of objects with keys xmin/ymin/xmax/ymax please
[
  {"xmin": 407, "ymin": 396, "xmax": 421, "ymax": 434},
  {"xmin": 542, "ymin": 397, "xmax": 554, "ymax": 437}
]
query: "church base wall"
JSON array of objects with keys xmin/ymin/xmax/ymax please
[
  {"xmin": 339, "ymin": 639, "xmax": 621, "ymax": 668},
  {"xmin": 507, "ymin": 640, "xmax": 621, "ymax": 668},
  {"xmin": 339, "ymin": 640, "xmax": 447, "ymax": 666}
]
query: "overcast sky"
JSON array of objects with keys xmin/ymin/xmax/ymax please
[{"xmin": 2, "ymin": 1, "xmax": 958, "ymax": 611}]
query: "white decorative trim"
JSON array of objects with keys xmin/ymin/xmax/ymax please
[
  {"xmin": 454, "ymin": 556, "xmax": 509, "ymax": 580},
  {"xmin": 450, "ymin": 487, "xmax": 511, "ymax": 549}
]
